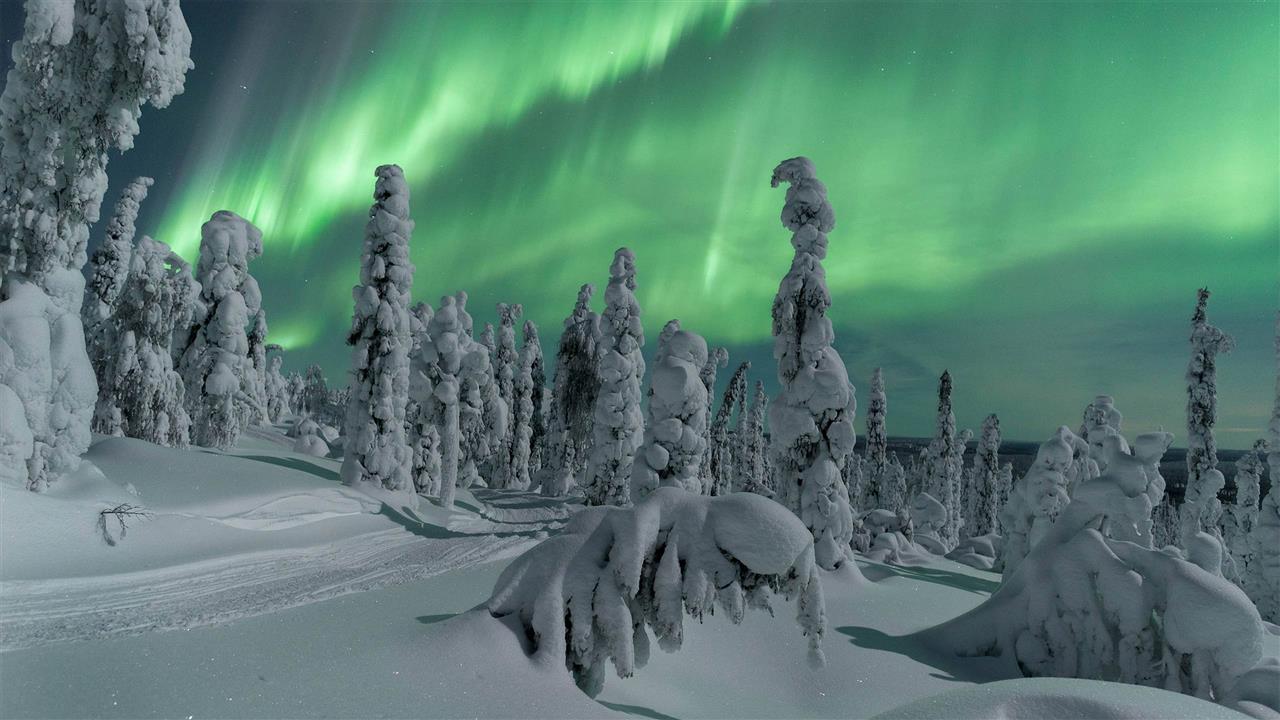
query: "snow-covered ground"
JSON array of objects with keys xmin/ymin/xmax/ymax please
[{"xmin": 0, "ymin": 426, "xmax": 1270, "ymax": 719}]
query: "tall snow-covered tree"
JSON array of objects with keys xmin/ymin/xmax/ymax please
[
  {"xmin": 178, "ymin": 211, "xmax": 263, "ymax": 450},
  {"xmin": 919, "ymin": 371, "xmax": 961, "ymax": 550},
  {"xmin": 506, "ymin": 320, "xmax": 543, "ymax": 491},
  {"xmin": 738, "ymin": 380, "xmax": 770, "ymax": 496},
  {"xmin": 406, "ymin": 301, "xmax": 439, "ymax": 494},
  {"xmin": 766, "ymin": 157, "xmax": 856, "ymax": 571},
  {"xmin": 523, "ymin": 320, "xmax": 548, "ymax": 480},
  {"xmin": 340, "ymin": 164, "xmax": 415, "ymax": 492},
  {"xmin": 1255, "ymin": 312, "xmax": 1280, "ymax": 621},
  {"xmin": 541, "ymin": 283, "xmax": 600, "ymax": 497},
  {"xmin": 0, "ymin": 0, "xmax": 191, "ymax": 490},
  {"xmin": 1186, "ymin": 288, "xmax": 1235, "ymax": 508},
  {"xmin": 1222, "ymin": 440, "xmax": 1265, "ymax": 595},
  {"xmin": 491, "ymin": 302, "xmax": 522, "ymax": 489},
  {"xmin": 302, "ymin": 364, "xmax": 329, "ymax": 417},
  {"xmin": 630, "ymin": 322, "xmax": 709, "ymax": 501},
  {"xmin": 83, "ymin": 176, "xmax": 153, "ymax": 396},
  {"xmin": 583, "ymin": 248, "xmax": 644, "ymax": 506},
  {"xmin": 964, "ymin": 413, "xmax": 1002, "ymax": 537},
  {"xmin": 107, "ymin": 236, "xmax": 196, "ymax": 447},
  {"xmin": 708, "ymin": 361, "xmax": 750, "ymax": 496},
  {"xmin": 264, "ymin": 352, "xmax": 288, "ymax": 423},
  {"xmin": 865, "ymin": 367, "xmax": 888, "ymax": 470},
  {"xmin": 244, "ymin": 310, "xmax": 270, "ymax": 427},
  {"xmin": 696, "ymin": 345, "xmax": 728, "ymax": 492}
]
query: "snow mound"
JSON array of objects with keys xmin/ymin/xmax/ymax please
[{"xmin": 874, "ymin": 678, "xmax": 1252, "ymax": 720}]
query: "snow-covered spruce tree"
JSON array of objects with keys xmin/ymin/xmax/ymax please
[
  {"xmin": 406, "ymin": 301, "xmax": 438, "ymax": 494},
  {"xmin": 696, "ymin": 346, "xmax": 728, "ymax": 493},
  {"xmin": 505, "ymin": 320, "xmax": 543, "ymax": 491},
  {"xmin": 1184, "ymin": 289, "xmax": 1234, "ymax": 527},
  {"xmin": 1222, "ymin": 440, "xmax": 1264, "ymax": 596},
  {"xmin": 916, "ymin": 433, "xmax": 1274, "ymax": 712},
  {"xmin": 0, "ymin": 0, "xmax": 192, "ymax": 490},
  {"xmin": 243, "ymin": 310, "xmax": 270, "ymax": 427},
  {"xmin": 965, "ymin": 413, "xmax": 1002, "ymax": 537},
  {"xmin": 523, "ymin": 320, "xmax": 548, "ymax": 481},
  {"xmin": 264, "ymin": 352, "xmax": 288, "ymax": 423},
  {"xmin": 948, "ymin": 427, "xmax": 972, "ymax": 540},
  {"xmin": 864, "ymin": 366, "xmax": 888, "ymax": 469},
  {"xmin": 918, "ymin": 371, "xmax": 961, "ymax": 550},
  {"xmin": 453, "ymin": 294, "xmax": 504, "ymax": 490},
  {"xmin": 630, "ymin": 323, "xmax": 709, "ymax": 501},
  {"xmin": 301, "ymin": 364, "xmax": 329, "ymax": 417},
  {"xmin": 540, "ymin": 283, "xmax": 601, "ymax": 497},
  {"xmin": 996, "ymin": 427, "xmax": 1079, "ymax": 578},
  {"xmin": 414, "ymin": 293, "xmax": 481, "ymax": 508},
  {"xmin": 1080, "ymin": 395, "xmax": 1128, "ymax": 470},
  {"xmin": 178, "ymin": 211, "xmax": 263, "ymax": 450},
  {"xmin": 83, "ymin": 176, "xmax": 153, "ymax": 413},
  {"xmin": 491, "ymin": 302, "xmax": 523, "ymax": 489},
  {"xmin": 707, "ymin": 361, "xmax": 750, "ymax": 496},
  {"xmin": 738, "ymin": 380, "xmax": 770, "ymax": 496},
  {"xmin": 766, "ymin": 157, "xmax": 856, "ymax": 571},
  {"xmin": 1252, "ymin": 311, "xmax": 1280, "ymax": 621},
  {"xmin": 108, "ymin": 236, "xmax": 197, "ymax": 447},
  {"xmin": 486, "ymin": 487, "xmax": 827, "ymax": 697},
  {"xmin": 340, "ymin": 164, "xmax": 415, "ymax": 492},
  {"xmin": 583, "ymin": 248, "xmax": 645, "ymax": 507},
  {"xmin": 880, "ymin": 453, "xmax": 908, "ymax": 517},
  {"xmin": 479, "ymin": 322, "xmax": 496, "ymax": 356},
  {"xmin": 285, "ymin": 371, "xmax": 305, "ymax": 415}
]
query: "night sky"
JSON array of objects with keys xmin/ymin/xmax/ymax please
[{"xmin": 2, "ymin": 1, "xmax": 1276, "ymax": 444}]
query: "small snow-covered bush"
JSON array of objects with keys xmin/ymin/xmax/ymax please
[{"xmin": 486, "ymin": 487, "xmax": 826, "ymax": 697}]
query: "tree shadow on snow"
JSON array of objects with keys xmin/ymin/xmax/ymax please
[
  {"xmin": 836, "ymin": 626, "xmax": 1007, "ymax": 684},
  {"xmin": 860, "ymin": 562, "xmax": 999, "ymax": 595},
  {"xmin": 596, "ymin": 700, "xmax": 681, "ymax": 720},
  {"xmin": 415, "ymin": 613, "xmax": 457, "ymax": 625},
  {"xmin": 377, "ymin": 504, "xmax": 549, "ymax": 540},
  {"xmin": 232, "ymin": 454, "xmax": 341, "ymax": 483}
]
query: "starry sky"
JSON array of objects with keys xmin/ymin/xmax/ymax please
[{"xmin": 2, "ymin": 0, "xmax": 1277, "ymax": 445}]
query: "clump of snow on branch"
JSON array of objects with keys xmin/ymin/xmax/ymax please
[
  {"xmin": 767, "ymin": 157, "xmax": 857, "ymax": 572},
  {"xmin": 583, "ymin": 248, "xmax": 644, "ymax": 507},
  {"xmin": 630, "ymin": 322, "xmax": 709, "ymax": 501},
  {"xmin": 486, "ymin": 487, "xmax": 827, "ymax": 697},
  {"xmin": 540, "ymin": 283, "xmax": 601, "ymax": 497}
]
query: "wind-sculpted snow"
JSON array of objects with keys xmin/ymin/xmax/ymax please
[
  {"xmin": 487, "ymin": 487, "xmax": 826, "ymax": 697},
  {"xmin": 916, "ymin": 433, "xmax": 1276, "ymax": 715}
]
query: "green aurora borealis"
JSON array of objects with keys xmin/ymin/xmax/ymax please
[{"xmin": 4, "ymin": 0, "xmax": 1276, "ymax": 442}]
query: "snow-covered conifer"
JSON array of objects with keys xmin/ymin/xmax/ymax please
[
  {"xmin": 738, "ymin": 380, "xmax": 770, "ymax": 496},
  {"xmin": 630, "ymin": 322, "xmax": 709, "ymax": 501},
  {"xmin": 506, "ymin": 320, "xmax": 543, "ymax": 491},
  {"xmin": 414, "ymin": 293, "xmax": 478, "ymax": 507},
  {"xmin": 285, "ymin": 371, "xmax": 304, "ymax": 415},
  {"xmin": 541, "ymin": 284, "xmax": 601, "ymax": 496},
  {"xmin": 707, "ymin": 361, "xmax": 749, "ymax": 495},
  {"xmin": 264, "ymin": 353, "xmax": 288, "ymax": 423},
  {"xmin": 406, "ymin": 301, "xmax": 438, "ymax": 494},
  {"xmin": 1252, "ymin": 312, "xmax": 1280, "ymax": 621},
  {"xmin": 919, "ymin": 371, "xmax": 962, "ymax": 550},
  {"xmin": 1222, "ymin": 440, "xmax": 1264, "ymax": 595},
  {"xmin": 696, "ymin": 346, "xmax": 728, "ymax": 492},
  {"xmin": 583, "ymin": 248, "xmax": 645, "ymax": 506},
  {"xmin": 487, "ymin": 488, "xmax": 827, "ymax": 697},
  {"xmin": 491, "ymin": 303, "xmax": 523, "ymax": 489},
  {"xmin": 965, "ymin": 414, "xmax": 1002, "ymax": 537},
  {"xmin": 340, "ymin": 165, "xmax": 414, "ymax": 492},
  {"xmin": 523, "ymin": 321, "xmax": 548, "ymax": 479},
  {"xmin": 865, "ymin": 367, "xmax": 888, "ymax": 470},
  {"xmin": 244, "ymin": 310, "xmax": 270, "ymax": 427},
  {"xmin": 0, "ymin": 0, "xmax": 191, "ymax": 489},
  {"xmin": 1186, "ymin": 288, "xmax": 1235, "ymax": 512},
  {"xmin": 178, "ymin": 211, "xmax": 263, "ymax": 450},
  {"xmin": 766, "ymin": 157, "xmax": 856, "ymax": 571},
  {"xmin": 302, "ymin": 365, "xmax": 329, "ymax": 417},
  {"xmin": 997, "ymin": 427, "xmax": 1078, "ymax": 577}
]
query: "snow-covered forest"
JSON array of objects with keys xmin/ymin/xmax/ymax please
[{"xmin": 0, "ymin": 2, "xmax": 1277, "ymax": 719}]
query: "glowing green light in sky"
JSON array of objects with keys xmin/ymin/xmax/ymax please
[{"xmin": 142, "ymin": 0, "xmax": 1276, "ymax": 440}]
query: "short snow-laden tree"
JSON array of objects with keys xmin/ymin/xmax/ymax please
[
  {"xmin": 108, "ymin": 236, "xmax": 198, "ymax": 447},
  {"xmin": 179, "ymin": 211, "xmax": 263, "ymax": 450},
  {"xmin": 997, "ymin": 427, "xmax": 1080, "ymax": 578},
  {"xmin": 1248, "ymin": 490, "xmax": 1279, "ymax": 624},
  {"xmin": 879, "ymin": 453, "xmax": 908, "ymax": 516},
  {"xmin": 737, "ymin": 380, "xmax": 770, "ymax": 496},
  {"xmin": 915, "ymin": 433, "xmax": 1274, "ymax": 712},
  {"xmin": 707, "ymin": 361, "xmax": 749, "ymax": 496},
  {"xmin": 696, "ymin": 346, "xmax": 729, "ymax": 493},
  {"xmin": 83, "ymin": 177, "xmax": 153, "ymax": 398},
  {"xmin": 766, "ymin": 157, "xmax": 856, "ymax": 571},
  {"xmin": 0, "ymin": 0, "xmax": 192, "ymax": 490},
  {"xmin": 415, "ymin": 293, "xmax": 485, "ymax": 508},
  {"xmin": 1181, "ymin": 466, "xmax": 1230, "ymax": 578},
  {"xmin": 264, "ymin": 353, "xmax": 288, "ymax": 423},
  {"xmin": 919, "ymin": 371, "xmax": 961, "ymax": 550},
  {"xmin": 340, "ymin": 165, "xmax": 415, "ymax": 492},
  {"xmin": 505, "ymin": 320, "xmax": 543, "ymax": 491},
  {"xmin": 1221, "ymin": 440, "xmax": 1264, "ymax": 596},
  {"xmin": 1185, "ymin": 289, "xmax": 1234, "ymax": 517},
  {"xmin": 1080, "ymin": 395, "xmax": 1128, "ymax": 469},
  {"xmin": 285, "ymin": 371, "xmax": 305, "ymax": 415},
  {"xmin": 302, "ymin": 364, "xmax": 329, "ymax": 418},
  {"xmin": 491, "ymin": 303, "xmax": 523, "ymax": 489},
  {"xmin": 583, "ymin": 248, "xmax": 645, "ymax": 507},
  {"xmin": 541, "ymin": 283, "xmax": 601, "ymax": 497},
  {"xmin": 630, "ymin": 323, "xmax": 709, "ymax": 501},
  {"xmin": 965, "ymin": 413, "xmax": 1002, "ymax": 537},
  {"xmin": 486, "ymin": 487, "xmax": 828, "ymax": 697}
]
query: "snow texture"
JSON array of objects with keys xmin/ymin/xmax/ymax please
[
  {"xmin": 341, "ymin": 164, "xmax": 415, "ymax": 492},
  {"xmin": 767, "ymin": 157, "xmax": 857, "ymax": 572},
  {"xmin": 630, "ymin": 322, "xmax": 710, "ymax": 501},
  {"xmin": 541, "ymin": 283, "xmax": 601, "ymax": 497},
  {"xmin": 486, "ymin": 487, "xmax": 827, "ymax": 697},
  {"xmin": 583, "ymin": 248, "xmax": 645, "ymax": 507}
]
